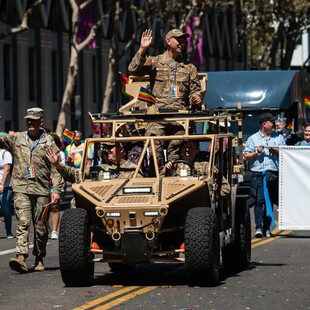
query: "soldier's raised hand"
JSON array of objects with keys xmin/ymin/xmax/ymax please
[
  {"xmin": 46, "ymin": 147, "xmax": 61, "ymax": 168},
  {"xmin": 140, "ymin": 29, "xmax": 152, "ymax": 51}
]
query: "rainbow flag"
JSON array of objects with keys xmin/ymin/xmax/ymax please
[
  {"xmin": 305, "ymin": 96, "xmax": 310, "ymax": 109},
  {"xmin": 38, "ymin": 202, "xmax": 52, "ymax": 222},
  {"xmin": 119, "ymin": 73, "xmax": 132, "ymax": 104},
  {"xmin": 137, "ymin": 86, "xmax": 156, "ymax": 104},
  {"xmin": 287, "ymin": 120, "xmax": 294, "ymax": 131},
  {"xmin": 62, "ymin": 128, "xmax": 74, "ymax": 144}
]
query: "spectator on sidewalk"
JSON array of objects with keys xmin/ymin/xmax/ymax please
[
  {"xmin": 65, "ymin": 130, "xmax": 84, "ymax": 168},
  {"xmin": 243, "ymin": 113, "xmax": 286, "ymax": 238},
  {"xmin": 0, "ymin": 133, "xmax": 13, "ymax": 239},
  {"xmin": 295, "ymin": 124, "xmax": 310, "ymax": 146},
  {"xmin": 48, "ymin": 133, "xmax": 66, "ymax": 240}
]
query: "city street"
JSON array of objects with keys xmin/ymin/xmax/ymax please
[{"xmin": 0, "ymin": 209, "xmax": 310, "ymax": 310}]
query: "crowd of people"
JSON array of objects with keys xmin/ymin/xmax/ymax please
[{"xmin": 1, "ymin": 27, "xmax": 310, "ymax": 275}]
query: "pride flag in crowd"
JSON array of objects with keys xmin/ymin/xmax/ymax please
[
  {"xmin": 119, "ymin": 73, "xmax": 132, "ymax": 104},
  {"xmin": 305, "ymin": 96, "xmax": 310, "ymax": 110},
  {"xmin": 137, "ymin": 86, "xmax": 156, "ymax": 104},
  {"xmin": 287, "ymin": 120, "xmax": 294, "ymax": 131},
  {"xmin": 62, "ymin": 128, "xmax": 74, "ymax": 144},
  {"xmin": 38, "ymin": 203, "xmax": 52, "ymax": 222}
]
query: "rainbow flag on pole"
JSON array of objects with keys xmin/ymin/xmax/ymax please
[
  {"xmin": 38, "ymin": 202, "xmax": 52, "ymax": 222},
  {"xmin": 119, "ymin": 73, "xmax": 132, "ymax": 104},
  {"xmin": 137, "ymin": 86, "xmax": 156, "ymax": 104},
  {"xmin": 62, "ymin": 128, "xmax": 74, "ymax": 144}
]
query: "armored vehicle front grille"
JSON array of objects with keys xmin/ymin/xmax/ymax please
[
  {"xmin": 117, "ymin": 196, "xmax": 151, "ymax": 204},
  {"xmin": 90, "ymin": 185, "xmax": 114, "ymax": 198}
]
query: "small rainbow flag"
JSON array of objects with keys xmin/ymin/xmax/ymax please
[
  {"xmin": 119, "ymin": 73, "xmax": 132, "ymax": 104},
  {"xmin": 287, "ymin": 119, "xmax": 294, "ymax": 131},
  {"xmin": 38, "ymin": 202, "xmax": 52, "ymax": 222},
  {"xmin": 62, "ymin": 128, "xmax": 74, "ymax": 144},
  {"xmin": 137, "ymin": 86, "xmax": 156, "ymax": 104},
  {"xmin": 305, "ymin": 96, "xmax": 310, "ymax": 109}
]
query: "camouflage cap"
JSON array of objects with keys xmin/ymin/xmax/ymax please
[
  {"xmin": 166, "ymin": 29, "xmax": 190, "ymax": 39},
  {"xmin": 24, "ymin": 107, "xmax": 44, "ymax": 120},
  {"xmin": 101, "ymin": 141, "xmax": 124, "ymax": 148}
]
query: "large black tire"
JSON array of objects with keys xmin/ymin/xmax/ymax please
[
  {"xmin": 222, "ymin": 198, "xmax": 251, "ymax": 270},
  {"xmin": 59, "ymin": 208, "xmax": 94, "ymax": 286},
  {"xmin": 184, "ymin": 207, "xmax": 220, "ymax": 286}
]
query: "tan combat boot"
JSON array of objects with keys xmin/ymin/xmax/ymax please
[
  {"xmin": 34, "ymin": 257, "xmax": 44, "ymax": 271},
  {"xmin": 9, "ymin": 255, "xmax": 28, "ymax": 273}
]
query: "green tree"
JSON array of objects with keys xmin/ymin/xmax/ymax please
[
  {"xmin": 55, "ymin": 0, "xmax": 105, "ymax": 136},
  {"xmin": 243, "ymin": 0, "xmax": 310, "ymax": 69}
]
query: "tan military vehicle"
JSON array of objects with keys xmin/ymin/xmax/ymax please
[
  {"xmin": 58, "ymin": 110, "xmax": 251, "ymax": 287},
  {"xmin": 59, "ymin": 75, "xmax": 251, "ymax": 287}
]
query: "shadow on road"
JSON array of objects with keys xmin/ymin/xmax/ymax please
[{"xmin": 91, "ymin": 263, "xmax": 253, "ymax": 288}]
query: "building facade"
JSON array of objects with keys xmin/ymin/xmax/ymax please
[{"xmin": 0, "ymin": 0, "xmax": 246, "ymax": 135}]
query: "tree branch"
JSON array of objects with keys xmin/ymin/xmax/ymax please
[
  {"xmin": 79, "ymin": 0, "xmax": 93, "ymax": 10},
  {"xmin": 76, "ymin": 16, "xmax": 106, "ymax": 51},
  {"xmin": 0, "ymin": 0, "xmax": 44, "ymax": 40}
]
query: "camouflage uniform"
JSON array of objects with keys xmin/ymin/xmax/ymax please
[
  {"xmin": 0, "ymin": 131, "xmax": 63, "ymax": 258},
  {"xmin": 128, "ymin": 51, "xmax": 202, "ymax": 170},
  {"xmin": 56, "ymin": 159, "xmax": 139, "ymax": 183},
  {"xmin": 167, "ymin": 161, "xmax": 230, "ymax": 197}
]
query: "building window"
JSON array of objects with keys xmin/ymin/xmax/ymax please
[
  {"xmin": 3, "ymin": 44, "xmax": 11, "ymax": 100},
  {"xmin": 52, "ymin": 50, "xmax": 58, "ymax": 101},
  {"xmin": 28, "ymin": 47, "xmax": 37, "ymax": 101},
  {"xmin": 92, "ymin": 55, "xmax": 97, "ymax": 103}
]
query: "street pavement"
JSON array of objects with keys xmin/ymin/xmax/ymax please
[{"xmin": 0, "ymin": 207, "xmax": 310, "ymax": 310}]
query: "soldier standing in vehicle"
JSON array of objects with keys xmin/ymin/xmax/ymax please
[
  {"xmin": 128, "ymin": 28, "xmax": 202, "ymax": 171},
  {"xmin": 0, "ymin": 108, "xmax": 63, "ymax": 273},
  {"xmin": 243, "ymin": 113, "xmax": 286, "ymax": 238}
]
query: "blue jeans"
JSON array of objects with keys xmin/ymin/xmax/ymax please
[
  {"xmin": 248, "ymin": 171, "xmax": 278, "ymax": 230},
  {"xmin": 0, "ymin": 187, "xmax": 13, "ymax": 235}
]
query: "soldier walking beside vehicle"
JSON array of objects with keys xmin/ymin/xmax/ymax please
[
  {"xmin": 0, "ymin": 108, "xmax": 63, "ymax": 273},
  {"xmin": 128, "ymin": 28, "xmax": 202, "ymax": 171},
  {"xmin": 243, "ymin": 113, "xmax": 286, "ymax": 238}
]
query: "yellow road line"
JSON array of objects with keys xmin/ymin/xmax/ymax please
[
  {"xmin": 76, "ymin": 223, "xmax": 291, "ymax": 310},
  {"xmin": 74, "ymin": 286, "xmax": 140, "ymax": 310},
  {"xmin": 94, "ymin": 286, "xmax": 158, "ymax": 310},
  {"xmin": 252, "ymin": 229, "xmax": 291, "ymax": 248}
]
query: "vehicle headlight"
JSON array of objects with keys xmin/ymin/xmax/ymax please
[
  {"xmin": 123, "ymin": 187, "xmax": 152, "ymax": 194},
  {"xmin": 143, "ymin": 211, "xmax": 159, "ymax": 217},
  {"xmin": 106, "ymin": 212, "xmax": 121, "ymax": 217}
]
